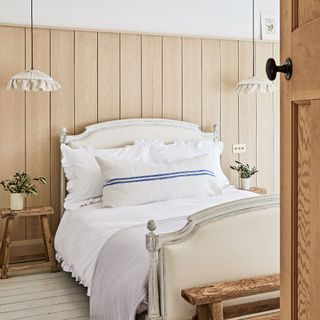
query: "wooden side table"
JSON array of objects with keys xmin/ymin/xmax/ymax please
[
  {"xmin": 0, "ymin": 206, "xmax": 59, "ymax": 279},
  {"xmin": 249, "ymin": 187, "xmax": 268, "ymax": 195},
  {"xmin": 237, "ymin": 187, "xmax": 267, "ymax": 195}
]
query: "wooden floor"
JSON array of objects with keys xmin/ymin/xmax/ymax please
[{"xmin": 0, "ymin": 269, "xmax": 89, "ymax": 320}]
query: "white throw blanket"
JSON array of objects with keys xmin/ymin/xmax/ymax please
[{"xmin": 90, "ymin": 217, "xmax": 187, "ymax": 320}]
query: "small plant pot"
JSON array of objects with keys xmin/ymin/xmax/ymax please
[
  {"xmin": 240, "ymin": 178, "xmax": 251, "ymax": 190},
  {"xmin": 10, "ymin": 193, "xmax": 25, "ymax": 210}
]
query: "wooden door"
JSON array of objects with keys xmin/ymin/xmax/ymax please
[{"xmin": 281, "ymin": 1, "xmax": 320, "ymax": 320}]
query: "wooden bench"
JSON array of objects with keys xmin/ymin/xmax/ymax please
[{"xmin": 181, "ymin": 274, "xmax": 280, "ymax": 320}]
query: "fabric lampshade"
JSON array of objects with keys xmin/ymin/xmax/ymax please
[
  {"xmin": 234, "ymin": 0, "xmax": 276, "ymax": 95},
  {"xmin": 7, "ymin": 69, "xmax": 61, "ymax": 92},
  {"xmin": 7, "ymin": 0, "xmax": 61, "ymax": 92},
  {"xmin": 234, "ymin": 75, "xmax": 275, "ymax": 94}
]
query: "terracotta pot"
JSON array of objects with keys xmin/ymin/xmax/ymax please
[
  {"xmin": 240, "ymin": 178, "xmax": 251, "ymax": 190},
  {"xmin": 10, "ymin": 193, "xmax": 24, "ymax": 210}
]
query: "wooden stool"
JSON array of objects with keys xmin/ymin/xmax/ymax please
[
  {"xmin": 181, "ymin": 274, "xmax": 280, "ymax": 320},
  {"xmin": 0, "ymin": 206, "xmax": 59, "ymax": 279}
]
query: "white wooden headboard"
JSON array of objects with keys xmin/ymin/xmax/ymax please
[
  {"xmin": 60, "ymin": 118, "xmax": 219, "ymax": 216},
  {"xmin": 61, "ymin": 118, "xmax": 219, "ymax": 148}
]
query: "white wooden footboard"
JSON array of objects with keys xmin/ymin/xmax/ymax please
[{"xmin": 146, "ymin": 195, "xmax": 280, "ymax": 320}]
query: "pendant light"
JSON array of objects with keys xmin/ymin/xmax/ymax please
[
  {"xmin": 7, "ymin": 0, "xmax": 61, "ymax": 92},
  {"xmin": 234, "ymin": 0, "xmax": 275, "ymax": 94}
]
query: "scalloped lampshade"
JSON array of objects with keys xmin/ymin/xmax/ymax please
[
  {"xmin": 234, "ymin": 0, "xmax": 276, "ymax": 95},
  {"xmin": 7, "ymin": 69, "xmax": 61, "ymax": 92},
  {"xmin": 234, "ymin": 75, "xmax": 275, "ymax": 94},
  {"xmin": 7, "ymin": 0, "xmax": 61, "ymax": 92}
]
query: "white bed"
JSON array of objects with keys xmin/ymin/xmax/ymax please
[
  {"xmin": 55, "ymin": 118, "xmax": 279, "ymax": 320},
  {"xmin": 55, "ymin": 186, "xmax": 257, "ymax": 294}
]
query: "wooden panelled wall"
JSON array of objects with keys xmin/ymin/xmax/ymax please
[{"xmin": 0, "ymin": 25, "xmax": 279, "ymax": 258}]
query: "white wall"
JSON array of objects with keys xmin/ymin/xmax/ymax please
[{"xmin": 0, "ymin": 0, "xmax": 279, "ymax": 40}]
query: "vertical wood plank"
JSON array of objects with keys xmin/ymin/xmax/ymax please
[
  {"xmin": 98, "ymin": 32, "xmax": 120, "ymax": 122},
  {"xmin": 120, "ymin": 34, "xmax": 142, "ymax": 119},
  {"xmin": 296, "ymin": 107, "xmax": 320, "ymax": 320},
  {"xmin": 238, "ymin": 41, "xmax": 257, "ymax": 186},
  {"xmin": 297, "ymin": 103, "xmax": 311, "ymax": 320},
  {"xmin": 220, "ymin": 40, "xmax": 239, "ymax": 186},
  {"xmin": 0, "ymin": 26, "xmax": 26, "ymax": 243},
  {"xmin": 309, "ymin": 101, "xmax": 320, "ymax": 320},
  {"xmin": 75, "ymin": 31, "xmax": 98, "ymax": 133},
  {"xmin": 202, "ymin": 39, "xmax": 220, "ymax": 132},
  {"xmin": 273, "ymin": 43, "xmax": 280, "ymax": 193},
  {"xmin": 51, "ymin": 30, "xmax": 75, "ymax": 233},
  {"xmin": 25, "ymin": 28, "xmax": 51, "ymax": 240},
  {"xmin": 141, "ymin": 35, "xmax": 162, "ymax": 118},
  {"xmin": 163, "ymin": 37, "xmax": 182, "ymax": 120},
  {"xmin": 256, "ymin": 42, "xmax": 274, "ymax": 192},
  {"xmin": 182, "ymin": 38, "xmax": 202, "ymax": 126}
]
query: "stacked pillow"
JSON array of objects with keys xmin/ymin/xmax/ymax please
[
  {"xmin": 141, "ymin": 140, "xmax": 230, "ymax": 189},
  {"xmin": 61, "ymin": 140, "xmax": 229, "ymax": 209},
  {"xmin": 61, "ymin": 143, "xmax": 152, "ymax": 210}
]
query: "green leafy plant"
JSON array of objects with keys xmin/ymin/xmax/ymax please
[
  {"xmin": 0, "ymin": 172, "xmax": 46, "ymax": 196},
  {"xmin": 230, "ymin": 161, "xmax": 258, "ymax": 179}
]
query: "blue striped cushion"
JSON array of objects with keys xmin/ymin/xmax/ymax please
[
  {"xmin": 104, "ymin": 170, "xmax": 215, "ymax": 187},
  {"xmin": 96, "ymin": 155, "xmax": 222, "ymax": 207}
]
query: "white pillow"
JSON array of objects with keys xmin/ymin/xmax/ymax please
[
  {"xmin": 136, "ymin": 140, "xmax": 230, "ymax": 188},
  {"xmin": 61, "ymin": 144, "xmax": 152, "ymax": 210},
  {"xmin": 96, "ymin": 155, "xmax": 222, "ymax": 208}
]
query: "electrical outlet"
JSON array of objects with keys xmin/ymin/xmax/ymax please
[{"xmin": 232, "ymin": 144, "xmax": 246, "ymax": 154}]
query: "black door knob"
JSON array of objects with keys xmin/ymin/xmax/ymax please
[{"xmin": 266, "ymin": 58, "xmax": 292, "ymax": 81}]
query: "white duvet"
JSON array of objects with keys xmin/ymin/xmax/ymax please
[{"xmin": 54, "ymin": 187, "xmax": 257, "ymax": 295}]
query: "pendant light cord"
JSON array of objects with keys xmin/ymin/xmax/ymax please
[
  {"xmin": 252, "ymin": 0, "xmax": 255, "ymax": 77},
  {"xmin": 31, "ymin": 0, "xmax": 34, "ymax": 70}
]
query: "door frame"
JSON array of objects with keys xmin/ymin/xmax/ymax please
[{"xmin": 280, "ymin": 0, "xmax": 294, "ymax": 319}]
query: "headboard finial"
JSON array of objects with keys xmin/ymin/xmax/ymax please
[{"xmin": 60, "ymin": 127, "xmax": 67, "ymax": 144}]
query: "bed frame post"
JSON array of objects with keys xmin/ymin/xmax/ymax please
[
  {"xmin": 212, "ymin": 124, "xmax": 220, "ymax": 142},
  {"xmin": 60, "ymin": 127, "xmax": 67, "ymax": 218},
  {"xmin": 146, "ymin": 220, "xmax": 162, "ymax": 320}
]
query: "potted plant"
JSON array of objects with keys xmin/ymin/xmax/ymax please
[
  {"xmin": 230, "ymin": 161, "xmax": 258, "ymax": 190},
  {"xmin": 0, "ymin": 172, "xmax": 46, "ymax": 210}
]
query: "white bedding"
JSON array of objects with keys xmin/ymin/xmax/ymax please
[{"xmin": 54, "ymin": 187, "xmax": 257, "ymax": 295}]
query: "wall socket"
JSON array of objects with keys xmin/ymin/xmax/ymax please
[{"xmin": 232, "ymin": 144, "xmax": 246, "ymax": 154}]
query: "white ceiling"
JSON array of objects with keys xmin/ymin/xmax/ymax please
[{"xmin": 0, "ymin": 0, "xmax": 279, "ymax": 40}]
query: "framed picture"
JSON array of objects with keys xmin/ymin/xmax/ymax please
[{"xmin": 261, "ymin": 12, "xmax": 278, "ymax": 40}]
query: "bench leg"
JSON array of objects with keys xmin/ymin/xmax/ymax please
[
  {"xmin": 209, "ymin": 302, "xmax": 224, "ymax": 320},
  {"xmin": 40, "ymin": 215, "xmax": 59, "ymax": 272},
  {"xmin": 196, "ymin": 305, "xmax": 210, "ymax": 320},
  {"xmin": 0, "ymin": 218, "xmax": 13, "ymax": 279}
]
